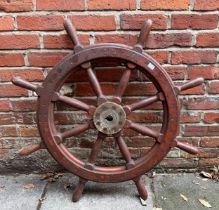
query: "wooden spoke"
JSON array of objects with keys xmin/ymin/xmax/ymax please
[
  {"xmin": 88, "ymin": 132, "xmax": 105, "ymax": 163},
  {"xmin": 128, "ymin": 121, "xmax": 159, "ymax": 140},
  {"xmin": 61, "ymin": 123, "xmax": 90, "ymax": 139},
  {"xmin": 56, "ymin": 94, "xmax": 91, "ymax": 112},
  {"xmin": 115, "ymin": 136, "xmax": 134, "ymax": 167},
  {"xmin": 115, "ymin": 69, "xmax": 131, "ymax": 102},
  {"xmin": 124, "ymin": 95, "xmax": 159, "ymax": 114},
  {"xmin": 86, "ymin": 67, "xmax": 105, "ymax": 99}
]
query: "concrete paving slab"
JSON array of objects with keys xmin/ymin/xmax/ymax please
[
  {"xmin": 153, "ymin": 173, "xmax": 219, "ymax": 210},
  {"xmin": 40, "ymin": 174, "xmax": 154, "ymax": 210},
  {"xmin": 0, "ymin": 174, "xmax": 46, "ymax": 210}
]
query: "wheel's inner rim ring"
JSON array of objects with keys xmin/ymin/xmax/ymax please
[{"xmin": 52, "ymin": 57, "xmax": 167, "ymax": 171}]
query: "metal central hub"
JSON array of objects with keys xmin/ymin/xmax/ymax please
[{"xmin": 93, "ymin": 102, "xmax": 126, "ymax": 135}]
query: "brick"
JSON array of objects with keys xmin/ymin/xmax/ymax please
[
  {"xmin": 43, "ymin": 34, "xmax": 89, "ymax": 49},
  {"xmin": 145, "ymin": 33, "xmax": 192, "ymax": 49},
  {"xmin": 184, "ymin": 125, "xmax": 219, "ymax": 137},
  {"xmin": 209, "ymin": 81, "xmax": 219, "ymax": 94},
  {"xmin": 0, "ymin": 35, "xmax": 40, "ymax": 50},
  {"xmin": 0, "ymin": 126, "xmax": 17, "ymax": 137},
  {"xmin": 95, "ymin": 34, "xmax": 137, "ymax": 46},
  {"xmin": 180, "ymin": 112, "xmax": 201, "ymax": 123},
  {"xmin": 200, "ymin": 137, "xmax": 219, "ymax": 147},
  {"xmin": 183, "ymin": 148, "xmax": 219, "ymax": 159},
  {"xmin": 194, "ymin": 0, "xmax": 219, "ymax": 11},
  {"xmin": 125, "ymin": 84, "xmax": 157, "ymax": 96},
  {"xmin": 0, "ymin": 85, "xmax": 28, "ymax": 97},
  {"xmin": 199, "ymin": 158, "xmax": 219, "ymax": 168},
  {"xmin": 128, "ymin": 112, "xmax": 163, "ymax": 123},
  {"xmin": 37, "ymin": 0, "xmax": 85, "ymax": 11},
  {"xmin": 120, "ymin": 14, "xmax": 168, "ymax": 30},
  {"xmin": 0, "ymin": 139, "xmax": 16, "ymax": 149},
  {"xmin": 0, "ymin": 100, "xmax": 10, "ymax": 112},
  {"xmin": 165, "ymin": 66, "xmax": 186, "ymax": 80},
  {"xmin": 0, "ymin": 53, "xmax": 24, "ymax": 67},
  {"xmin": 148, "ymin": 51, "xmax": 168, "ymax": 64},
  {"xmin": 185, "ymin": 98, "xmax": 219, "ymax": 110},
  {"xmin": 75, "ymin": 83, "xmax": 157, "ymax": 97},
  {"xmin": 14, "ymin": 112, "xmax": 36, "ymax": 124},
  {"xmin": 203, "ymin": 113, "xmax": 219, "ymax": 124},
  {"xmin": 19, "ymin": 126, "xmax": 39, "ymax": 137},
  {"xmin": 0, "ymin": 149, "xmax": 8, "ymax": 160},
  {"xmin": 196, "ymin": 33, "xmax": 219, "ymax": 47},
  {"xmin": 125, "ymin": 137, "xmax": 155, "ymax": 148},
  {"xmin": 0, "ymin": 16, "xmax": 14, "ymax": 31},
  {"xmin": 66, "ymin": 67, "xmax": 138, "ymax": 83},
  {"xmin": 10, "ymin": 100, "xmax": 37, "ymax": 112},
  {"xmin": 0, "ymin": 0, "xmax": 33, "ymax": 12},
  {"xmin": 141, "ymin": 0, "xmax": 189, "ymax": 10},
  {"xmin": 172, "ymin": 14, "xmax": 218, "ymax": 30},
  {"xmin": 158, "ymin": 159, "xmax": 198, "ymax": 169},
  {"xmin": 0, "ymin": 69, "xmax": 44, "ymax": 82},
  {"xmin": 171, "ymin": 50, "xmax": 217, "ymax": 64},
  {"xmin": 54, "ymin": 112, "xmax": 88, "ymax": 124},
  {"xmin": 69, "ymin": 15, "xmax": 116, "ymax": 31},
  {"xmin": 189, "ymin": 66, "xmax": 219, "ymax": 79},
  {"xmin": 0, "ymin": 113, "xmax": 16, "ymax": 125},
  {"xmin": 28, "ymin": 52, "xmax": 67, "ymax": 67},
  {"xmin": 17, "ymin": 15, "xmax": 64, "ymax": 31},
  {"xmin": 88, "ymin": 0, "xmax": 136, "ymax": 10},
  {"xmin": 92, "ymin": 67, "xmax": 139, "ymax": 82}
]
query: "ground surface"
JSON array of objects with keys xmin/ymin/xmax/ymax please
[{"xmin": 0, "ymin": 173, "xmax": 218, "ymax": 210}]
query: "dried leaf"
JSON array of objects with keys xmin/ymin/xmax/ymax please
[
  {"xmin": 24, "ymin": 183, "xmax": 35, "ymax": 189},
  {"xmin": 39, "ymin": 197, "xmax": 46, "ymax": 204},
  {"xmin": 180, "ymin": 194, "xmax": 188, "ymax": 202},
  {"xmin": 153, "ymin": 208, "xmax": 162, "ymax": 210},
  {"xmin": 200, "ymin": 171, "xmax": 212, "ymax": 179},
  {"xmin": 64, "ymin": 184, "xmax": 71, "ymax": 191},
  {"xmin": 0, "ymin": 186, "xmax": 5, "ymax": 192},
  {"xmin": 199, "ymin": 199, "xmax": 212, "ymax": 208},
  {"xmin": 140, "ymin": 197, "xmax": 147, "ymax": 206},
  {"xmin": 41, "ymin": 172, "xmax": 63, "ymax": 183}
]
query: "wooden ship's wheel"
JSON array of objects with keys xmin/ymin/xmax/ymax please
[{"xmin": 12, "ymin": 19, "xmax": 204, "ymax": 202}]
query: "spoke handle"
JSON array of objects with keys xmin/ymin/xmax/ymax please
[
  {"xmin": 175, "ymin": 77, "xmax": 204, "ymax": 94},
  {"xmin": 64, "ymin": 19, "xmax": 83, "ymax": 50},
  {"xmin": 72, "ymin": 179, "xmax": 87, "ymax": 202},
  {"xmin": 176, "ymin": 141, "xmax": 199, "ymax": 155},
  {"xmin": 19, "ymin": 143, "xmax": 43, "ymax": 156},
  {"xmin": 134, "ymin": 19, "xmax": 152, "ymax": 52},
  {"xmin": 12, "ymin": 76, "xmax": 38, "ymax": 92},
  {"xmin": 134, "ymin": 177, "xmax": 148, "ymax": 200}
]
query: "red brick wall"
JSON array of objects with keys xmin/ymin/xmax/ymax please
[{"xmin": 0, "ymin": 0, "xmax": 218, "ymax": 173}]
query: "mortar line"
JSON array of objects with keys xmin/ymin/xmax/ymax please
[{"xmin": 36, "ymin": 182, "xmax": 49, "ymax": 210}]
